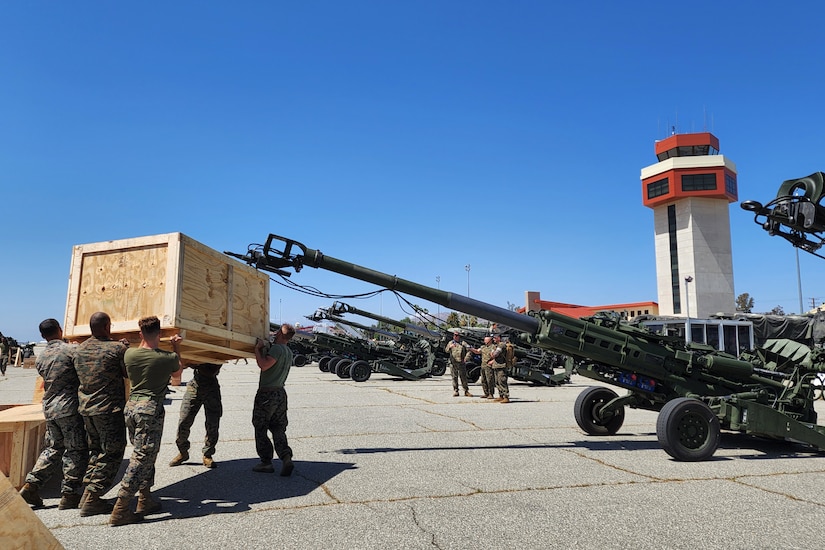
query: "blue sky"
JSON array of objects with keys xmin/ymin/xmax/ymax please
[{"xmin": 3, "ymin": 1, "xmax": 825, "ymax": 343}]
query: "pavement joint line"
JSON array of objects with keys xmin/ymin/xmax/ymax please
[{"xmin": 564, "ymin": 448, "xmax": 667, "ymax": 482}]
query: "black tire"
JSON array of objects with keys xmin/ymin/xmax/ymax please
[
  {"xmin": 431, "ymin": 360, "xmax": 447, "ymax": 377},
  {"xmin": 656, "ymin": 398, "xmax": 720, "ymax": 461},
  {"xmin": 574, "ymin": 387, "xmax": 625, "ymax": 436},
  {"xmin": 465, "ymin": 363, "xmax": 480, "ymax": 384},
  {"xmin": 293, "ymin": 354, "xmax": 308, "ymax": 367},
  {"xmin": 318, "ymin": 356, "xmax": 331, "ymax": 372},
  {"xmin": 336, "ymin": 359, "xmax": 352, "ymax": 379},
  {"xmin": 350, "ymin": 360, "xmax": 371, "ymax": 382},
  {"xmin": 328, "ymin": 357, "xmax": 344, "ymax": 376}
]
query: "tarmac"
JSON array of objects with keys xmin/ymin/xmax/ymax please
[{"xmin": 2, "ymin": 361, "xmax": 824, "ymax": 550}]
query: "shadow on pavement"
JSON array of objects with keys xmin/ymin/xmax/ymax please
[{"xmin": 147, "ymin": 458, "xmax": 356, "ymax": 520}]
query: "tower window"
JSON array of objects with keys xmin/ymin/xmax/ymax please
[
  {"xmin": 682, "ymin": 173, "xmax": 717, "ymax": 191},
  {"xmin": 725, "ymin": 173, "xmax": 737, "ymax": 195},
  {"xmin": 647, "ymin": 177, "xmax": 669, "ymax": 199},
  {"xmin": 668, "ymin": 205, "xmax": 681, "ymax": 314}
]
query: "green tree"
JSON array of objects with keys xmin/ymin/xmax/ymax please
[
  {"xmin": 735, "ymin": 293, "xmax": 754, "ymax": 313},
  {"xmin": 446, "ymin": 312, "xmax": 460, "ymax": 328},
  {"xmin": 768, "ymin": 305, "xmax": 785, "ymax": 315}
]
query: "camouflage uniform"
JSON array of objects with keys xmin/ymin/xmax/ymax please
[
  {"xmin": 74, "ymin": 336, "xmax": 128, "ymax": 494},
  {"xmin": 24, "ymin": 339, "xmax": 89, "ymax": 495},
  {"xmin": 491, "ymin": 340, "xmax": 510, "ymax": 399},
  {"xmin": 117, "ymin": 346, "xmax": 180, "ymax": 498},
  {"xmin": 253, "ymin": 343, "xmax": 294, "ymax": 465},
  {"xmin": 0, "ymin": 336, "xmax": 8, "ymax": 375},
  {"xmin": 478, "ymin": 342, "xmax": 497, "ymax": 397},
  {"xmin": 175, "ymin": 363, "xmax": 223, "ymax": 459},
  {"xmin": 445, "ymin": 337, "xmax": 470, "ymax": 393}
]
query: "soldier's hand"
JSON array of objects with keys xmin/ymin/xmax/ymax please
[{"xmin": 170, "ymin": 334, "xmax": 183, "ymax": 351}]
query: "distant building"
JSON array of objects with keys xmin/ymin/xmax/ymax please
[{"xmin": 518, "ymin": 291, "xmax": 658, "ymax": 320}]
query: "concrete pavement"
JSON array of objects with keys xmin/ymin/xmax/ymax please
[{"xmin": 2, "ymin": 361, "xmax": 824, "ymax": 549}]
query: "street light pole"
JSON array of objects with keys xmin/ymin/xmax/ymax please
[
  {"xmin": 464, "ymin": 264, "xmax": 471, "ymax": 326},
  {"xmin": 684, "ymin": 276, "xmax": 693, "ymax": 343},
  {"xmin": 436, "ymin": 276, "xmax": 440, "ymax": 318}
]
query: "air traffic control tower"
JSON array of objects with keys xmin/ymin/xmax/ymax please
[{"xmin": 641, "ymin": 132, "xmax": 738, "ymax": 318}]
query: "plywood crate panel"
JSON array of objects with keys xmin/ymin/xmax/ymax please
[
  {"xmin": 0, "ymin": 404, "xmax": 47, "ymax": 490},
  {"xmin": 64, "ymin": 233, "xmax": 270, "ymax": 363}
]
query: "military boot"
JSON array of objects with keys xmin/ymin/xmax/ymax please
[
  {"xmin": 78, "ymin": 488, "xmax": 89, "ymax": 508},
  {"xmin": 58, "ymin": 492, "xmax": 82, "ymax": 510},
  {"xmin": 280, "ymin": 456, "xmax": 294, "ymax": 477},
  {"xmin": 80, "ymin": 491, "xmax": 114, "ymax": 517},
  {"xmin": 135, "ymin": 487, "xmax": 162, "ymax": 516},
  {"xmin": 109, "ymin": 497, "xmax": 142, "ymax": 527},
  {"xmin": 169, "ymin": 451, "xmax": 189, "ymax": 466},
  {"xmin": 19, "ymin": 482, "xmax": 43, "ymax": 507}
]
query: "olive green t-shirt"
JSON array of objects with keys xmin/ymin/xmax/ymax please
[
  {"xmin": 259, "ymin": 343, "xmax": 293, "ymax": 388},
  {"xmin": 125, "ymin": 347, "xmax": 180, "ymax": 400}
]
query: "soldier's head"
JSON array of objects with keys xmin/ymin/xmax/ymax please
[
  {"xmin": 483, "ymin": 336, "xmax": 492, "ymax": 344},
  {"xmin": 89, "ymin": 312, "xmax": 112, "ymax": 338},
  {"xmin": 39, "ymin": 318, "xmax": 62, "ymax": 341},
  {"xmin": 275, "ymin": 323, "xmax": 296, "ymax": 344},
  {"xmin": 138, "ymin": 316, "xmax": 161, "ymax": 339},
  {"xmin": 452, "ymin": 332, "xmax": 460, "ymax": 341},
  {"xmin": 493, "ymin": 334, "xmax": 501, "ymax": 342}
]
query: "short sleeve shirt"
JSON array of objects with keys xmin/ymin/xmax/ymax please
[{"xmin": 259, "ymin": 344, "xmax": 293, "ymax": 388}]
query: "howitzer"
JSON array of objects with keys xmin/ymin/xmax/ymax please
[
  {"xmin": 227, "ymin": 234, "xmax": 825, "ymax": 460},
  {"xmin": 306, "ymin": 307, "xmax": 445, "ymax": 381}
]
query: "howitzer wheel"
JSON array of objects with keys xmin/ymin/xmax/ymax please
[
  {"xmin": 431, "ymin": 360, "xmax": 447, "ymax": 377},
  {"xmin": 466, "ymin": 363, "xmax": 481, "ymax": 384},
  {"xmin": 318, "ymin": 356, "xmax": 331, "ymax": 372},
  {"xmin": 574, "ymin": 387, "xmax": 625, "ymax": 436},
  {"xmin": 293, "ymin": 354, "xmax": 308, "ymax": 367},
  {"xmin": 336, "ymin": 359, "xmax": 353, "ymax": 379},
  {"xmin": 350, "ymin": 360, "xmax": 371, "ymax": 382},
  {"xmin": 656, "ymin": 398, "xmax": 720, "ymax": 461},
  {"xmin": 328, "ymin": 357, "xmax": 344, "ymax": 375}
]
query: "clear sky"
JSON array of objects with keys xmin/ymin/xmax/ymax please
[{"xmin": 3, "ymin": 1, "xmax": 825, "ymax": 343}]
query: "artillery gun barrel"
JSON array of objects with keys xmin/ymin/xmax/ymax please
[
  {"xmin": 242, "ymin": 234, "xmax": 540, "ymax": 335},
  {"xmin": 331, "ymin": 302, "xmax": 441, "ymax": 339}
]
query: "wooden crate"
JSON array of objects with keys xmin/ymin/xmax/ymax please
[
  {"xmin": 0, "ymin": 471, "xmax": 64, "ymax": 549},
  {"xmin": 64, "ymin": 232, "xmax": 270, "ymax": 364},
  {"xmin": 0, "ymin": 404, "xmax": 47, "ymax": 490}
]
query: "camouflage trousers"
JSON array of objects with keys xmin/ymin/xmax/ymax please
[
  {"xmin": 175, "ymin": 382, "xmax": 222, "ymax": 457},
  {"xmin": 493, "ymin": 367, "xmax": 509, "ymax": 398},
  {"xmin": 82, "ymin": 411, "xmax": 127, "ymax": 494},
  {"xmin": 449, "ymin": 359, "xmax": 469, "ymax": 392},
  {"xmin": 480, "ymin": 364, "xmax": 496, "ymax": 397},
  {"xmin": 118, "ymin": 399, "xmax": 165, "ymax": 498},
  {"xmin": 26, "ymin": 413, "xmax": 88, "ymax": 494},
  {"xmin": 251, "ymin": 388, "xmax": 292, "ymax": 463}
]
